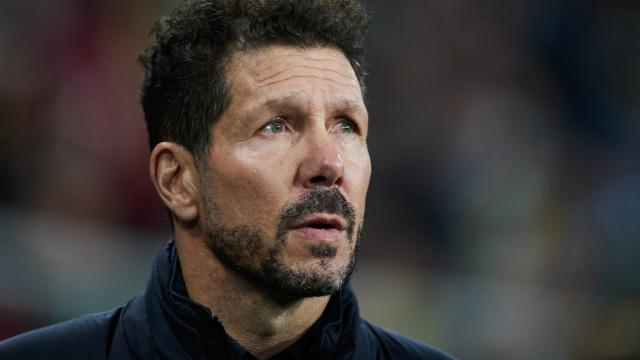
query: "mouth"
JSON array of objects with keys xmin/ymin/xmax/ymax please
[
  {"xmin": 290, "ymin": 214, "xmax": 346, "ymax": 232},
  {"xmin": 287, "ymin": 214, "xmax": 347, "ymax": 241}
]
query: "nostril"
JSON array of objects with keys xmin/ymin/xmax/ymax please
[{"xmin": 310, "ymin": 175, "xmax": 326, "ymax": 184}]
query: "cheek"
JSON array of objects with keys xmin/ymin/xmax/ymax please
[
  {"xmin": 343, "ymin": 147, "xmax": 371, "ymax": 217},
  {"xmin": 206, "ymin": 146, "xmax": 292, "ymax": 227}
]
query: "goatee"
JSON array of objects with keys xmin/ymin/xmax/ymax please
[{"xmin": 204, "ymin": 187, "xmax": 363, "ymax": 297}]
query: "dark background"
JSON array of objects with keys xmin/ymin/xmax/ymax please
[{"xmin": 1, "ymin": 1, "xmax": 639, "ymax": 358}]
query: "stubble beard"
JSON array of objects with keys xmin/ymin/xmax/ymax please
[{"xmin": 202, "ymin": 187, "xmax": 363, "ymax": 298}]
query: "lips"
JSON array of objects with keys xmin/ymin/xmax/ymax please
[
  {"xmin": 275, "ymin": 187, "xmax": 356, "ymax": 242},
  {"xmin": 287, "ymin": 216, "xmax": 346, "ymax": 242},
  {"xmin": 290, "ymin": 214, "xmax": 347, "ymax": 232}
]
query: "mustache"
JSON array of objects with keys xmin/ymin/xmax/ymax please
[{"xmin": 276, "ymin": 187, "xmax": 356, "ymax": 240}]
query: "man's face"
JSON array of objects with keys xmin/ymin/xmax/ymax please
[{"xmin": 199, "ymin": 45, "xmax": 370, "ymax": 297}]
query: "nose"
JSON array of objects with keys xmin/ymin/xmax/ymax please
[{"xmin": 295, "ymin": 132, "xmax": 344, "ymax": 189}]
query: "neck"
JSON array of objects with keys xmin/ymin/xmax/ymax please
[{"xmin": 175, "ymin": 234, "xmax": 330, "ymax": 359}]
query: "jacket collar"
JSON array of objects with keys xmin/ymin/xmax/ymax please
[{"xmin": 140, "ymin": 239, "xmax": 361, "ymax": 359}]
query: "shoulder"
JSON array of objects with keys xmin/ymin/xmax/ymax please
[
  {"xmin": 0, "ymin": 308, "xmax": 123, "ymax": 360},
  {"xmin": 356, "ymin": 320, "xmax": 456, "ymax": 360}
]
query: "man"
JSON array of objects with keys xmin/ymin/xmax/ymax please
[{"xmin": 0, "ymin": 0, "xmax": 454, "ymax": 358}]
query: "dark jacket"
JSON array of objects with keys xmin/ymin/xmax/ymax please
[{"xmin": 0, "ymin": 240, "xmax": 455, "ymax": 359}]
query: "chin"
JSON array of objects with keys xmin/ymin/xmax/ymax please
[{"xmin": 261, "ymin": 245, "xmax": 358, "ymax": 298}]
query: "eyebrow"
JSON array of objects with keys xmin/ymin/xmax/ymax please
[
  {"xmin": 333, "ymin": 98, "xmax": 368, "ymax": 117},
  {"xmin": 259, "ymin": 94, "xmax": 367, "ymax": 117}
]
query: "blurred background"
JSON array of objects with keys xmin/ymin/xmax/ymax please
[{"xmin": 1, "ymin": 0, "xmax": 639, "ymax": 358}]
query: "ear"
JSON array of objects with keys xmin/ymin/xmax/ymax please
[{"xmin": 149, "ymin": 142, "xmax": 200, "ymax": 224}]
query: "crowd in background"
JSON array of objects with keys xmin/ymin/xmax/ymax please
[{"xmin": 1, "ymin": 1, "xmax": 638, "ymax": 358}]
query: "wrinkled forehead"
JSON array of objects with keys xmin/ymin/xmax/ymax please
[{"xmin": 225, "ymin": 45, "xmax": 365, "ymax": 103}]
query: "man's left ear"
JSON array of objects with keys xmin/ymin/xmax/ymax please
[{"xmin": 149, "ymin": 142, "xmax": 200, "ymax": 224}]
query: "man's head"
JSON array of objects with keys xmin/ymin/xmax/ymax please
[
  {"xmin": 139, "ymin": 0, "xmax": 368, "ymax": 159},
  {"xmin": 142, "ymin": 0, "xmax": 370, "ymax": 298}
]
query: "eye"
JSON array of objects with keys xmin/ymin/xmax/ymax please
[
  {"xmin": 261, "ymin": 117, "xmax": 287, "ymax": 134},
  {"xmin": 332, "ymin": 118, "xmax": 357, "ymax": 134}
]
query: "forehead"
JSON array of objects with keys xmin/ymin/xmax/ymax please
[{"xmin": 224, "ymin": 45, "xmax": 365, "ymax": 111}]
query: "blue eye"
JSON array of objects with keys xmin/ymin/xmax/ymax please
[
  {"xmin": 263, "ymin": 118, "xmax": 286, "ymax": 133},
  {"xmin": 336, "ymin": 119, "xmax": 356, "ymax": 134}
]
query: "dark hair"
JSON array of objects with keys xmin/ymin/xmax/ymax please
[{"xmin": 139, "ymin": 0, "xmax": 369, "ymax": 159}]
